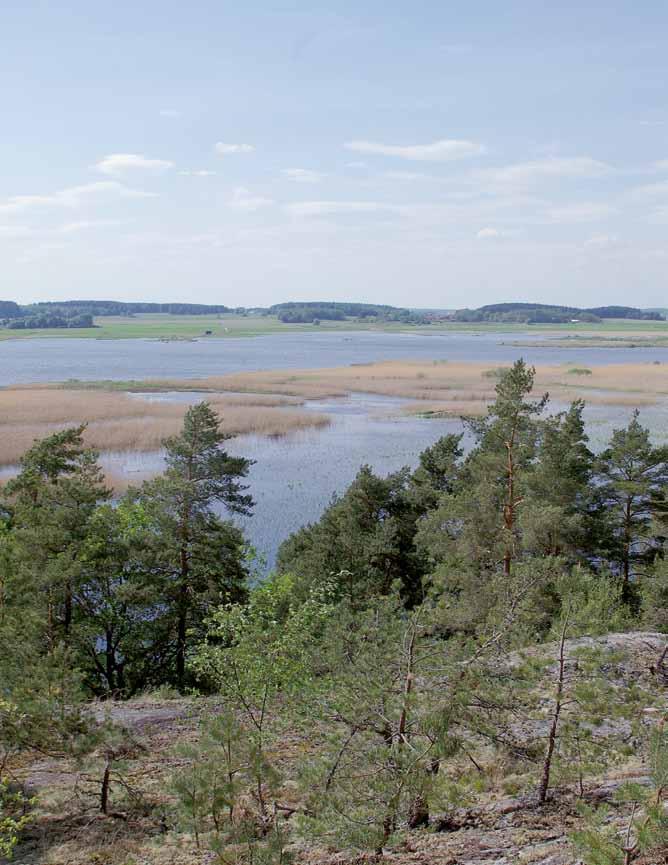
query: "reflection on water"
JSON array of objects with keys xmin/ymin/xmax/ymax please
[
  {"xmin": 101, "ymin": 391, "xmax": 668, "ymax": 573},
  {"xmin": 103, "ymin": 393, "xmax": 463, "ymax": 571},
  {"xmin": 2, "ymin": 329, "xmax": 668, "ymax": 386},
  {"xmin": 3, "ymin": 330, "xmax": 667, "ymax": 572}
]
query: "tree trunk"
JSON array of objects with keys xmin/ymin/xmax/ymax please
[
  {"xmin": 176, "ymin": 464, "xmax": 193, "ymax": 690},
  {"xmin": 105, "ymin": 628, "xmax": 116, "ymax": 695},
  {"xmin": 408, "ymin": 794, "xmax": 429, "ymax": 828},
  {"xmin": 176, "ymin": 549, "xmax": 188, "ymax": 689},
  {"xmin": 538, "ymin": 610, "xmax": 569, "ymax": 804},
  {"xmin": 622, "ymin": 497, "xmax": 632, "ymax": 601},
  {"xmin": 503, "ymin": 421, "xmax": 519, "ymax": 577},
  {"xmin": 100, "ymin": 757, "xmax": 111, "ymax": 814}
]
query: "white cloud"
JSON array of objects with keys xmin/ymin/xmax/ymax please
[
  {"xmin": 285, "ymin": 200, "xmax": 395, "ymax": 217},
  {"xmin": 647, "ymin": 205, "xmax": 668, "ymax": 223},
  {"xmin": 630, "ymin": 180, "xmax": 668, "ymax": 199},
  {"xmin": 345, "ymin": 161, "xmax": 367, "ymax": 169},
  {"xmin": 442, "ymin": 42, "xmax": 473, "ymax": 55},
  {"xmin": 95, "ymin": 153, "xmax": 174, "ymax": 175},
  {"xmin": 0, "ymin": 224, "xmax": 33, "ymax": 238},
  {"xmin": 215, "ymin": 142, "xmax": 255, "ymax": 155},
  {"xmin": 546, "ymin": 202, "xmax": 617, "ymax": 223},
  {"xmin": 159, "ymin": 109, "xmax": 181, "ymax": 118},
  {"xmin": 229, "ymin": 187, "xmax": 274, "ymax": 211},
  {"xmin": 344, "ymin": 138, "xmax": 485, "ymax": 162},
  {"xmin": 384, "ymin": 170, "xmax": 432, "ymax": 181},
  {"xmin": 585, "ymin": 234, "xmax": 617, "ymax": 248},
  {"xmin": 281, "ymin": 168, "xmax": 324, "ymax": 184},
  {"xmin": 487, "ymin": 156, "xmax": 610, "ymax": 185},
  {"xmin": 476, "ymin": 227, "xmax": 501, "ymax": 239},
  {"xmin": 654, "ymin": 159, "xmax": 668, "ymax": 171},
  {"xmin": 178, "ymin": 169, "xmax": 217, "ymax": 177},
  {"xmin": 0, "ymin": 181, "xmax": 155, "ymax": 214},
  {"xmin": 58, "ymin": 219, "xmax": 125, "ymax": 233}
]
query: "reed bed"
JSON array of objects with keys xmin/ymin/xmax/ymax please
[
  {"xmin": 402, "ymin": 401, "xmax": 489, "ymax": 418},
  {"xmin": 2, "ymin": 360, "xmax": 665, "ymax": 468},
  {"xmin": 0, "ymin": 389, "xmax": 329, "ymax": 467},
  {"xmin": 187, "ymin": 360, "xmax": 668, "ymax": 405},
  {"xmin": 18, "ymin": 360, "xmax": 668, "ymax": 403}
]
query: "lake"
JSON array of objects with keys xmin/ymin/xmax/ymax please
[
  {"xmin": 3, "ymin": 329, "xmax": 668, "ymax": 386},
  {"xmin": 5, "ymin": 330, "xmax": 668, "ymax": 571}
]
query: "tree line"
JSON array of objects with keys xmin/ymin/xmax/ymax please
[
  {"xmin": 453, "ymin": 302, "xmax": 663, "ymax": 323},
  {"xmin": 0, "ymin": 300, "xmax": 233, "ymax": 330},
  {"xmin": 2, "ymin": 361, "xmax": 668, "ymax": 862},
  {"xmin": 269, "ymin": 301, "xmax": 429, "ymax": 324}
]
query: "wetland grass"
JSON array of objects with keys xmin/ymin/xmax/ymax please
[
  {"xmin": 2, "ymin": 360, "xmax": 665, "ymax": 468},
  {"xmin": 0, "ymin": 389, "xmax": 329, "ymax": 466}
]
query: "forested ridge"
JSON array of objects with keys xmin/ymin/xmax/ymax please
[
  {"xmin": 0, "ymin": 300, "xmax": 232, "ymax": 330},
  {"xmin": 268, "ymin": 301, "xmax": 428, "ymax": 324},
  {"xmin": 453, "ymin": 303, "xmax": 663, "ymax": 323},
  {"xmin": 2, "ymin": 361, "xmax": 668, "ymax": 863}
]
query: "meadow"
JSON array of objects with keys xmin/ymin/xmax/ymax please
[{"xmin": 2, "ymin": 312, "xmax": 668, "ymax": 342}]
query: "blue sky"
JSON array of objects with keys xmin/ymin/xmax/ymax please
[{"xmin": 2, "ymin": 1, "xmax": 668, "ymax": 308}]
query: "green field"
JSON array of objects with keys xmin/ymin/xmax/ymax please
[
  {"xmin": 1, "ymin": 312, "xmax": 668, "ymax": 342},
  {"xmin": 0, "ymin": 314, "xmax": 291, "ymax": 341}
]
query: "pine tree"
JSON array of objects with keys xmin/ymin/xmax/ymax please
[
  {"xmin": 594, "ymin": 411, "xmax": 668, "ymax": 604},
  {"xmin": 408, "ymin": 433, "xmax": 463, "ymax": 510},
  {"xmin": 74, "ymin": 501, "xmax": 155, "ymax": 696},
  {"xmin": 466, "ymin": 359, "xmax": 548, "ymax": 577},
  {"xmin": 129, "ymin": 402, "xmax": 253, "ymax": 689},
  {"xmin": 3, "ymin": 426, "xmax": 109, "ymax": 653},
  {"xmin": 572, "ymin": 721, "xmax": 668, "ymax": 864},
  {"xmin": 277, "ymin": 465, "xmax": 428, "ymax": 606},
  {"xmin": 415, "ymin": 361, "xmax": 548, "ymax": 628},
  {"xmin": 523, "ymin": 399, "xmax": 594, "ymax": 559}
]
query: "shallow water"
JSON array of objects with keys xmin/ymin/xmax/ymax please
[
  {"xmin": 3, "ymin": 329, "xmax": 668, "ymax": 386},
  {"xmin": 102, "ymin": 393, "xmax": 462, "ymax": 571},
  {"xmin": 102, "ymin": 390, "xmax": 667, "ymax": 572},
  {"xmin": 4, "ymin": 331, "xmax": 668, "ymax": 571}
]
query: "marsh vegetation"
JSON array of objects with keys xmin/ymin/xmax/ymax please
[
  {"xmin": 3, "ymin": 363, "xmax": 668, "ymax": 864},
  {"xmin": 0, "ymin": 388, "xmax": 329, "ymax": 468}
]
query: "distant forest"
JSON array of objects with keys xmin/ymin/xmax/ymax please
[
  {"xmin": 453, "ymin": 302, "xmax": 664, "ymax": 324},
  {"xmin": 0, "ymin": 300, "xmax": 231, "ymax": 330},
  {"xmin": 268, "ymin": 301, "xmax": 429, "ymax": 324},
  {"xmin": 0, "ymin": 298, "xmax": 664, "ymax": 331},
  {"xmin": 0, "ymin": 299, "xmax": 426, "ymax": 330}
]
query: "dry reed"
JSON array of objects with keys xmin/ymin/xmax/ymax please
[
  {"xmin": 2, "ymin": 360, "xmax": 665, "ymax": 467},
  {"xmin": 188, "ymin": 360, "xmax": 668, "ymax": 406},
  {"xmin": 0, "ymin": 389, "xmax": 329, "ymax": 466}
]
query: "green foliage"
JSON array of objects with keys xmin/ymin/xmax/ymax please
[
  {"xmin": 270, "ymin": 301, "xmax": 427, "ymax": 325},
  {"xmin": 1, "ymin": 404, "xmax": 256, "ymax": 702},
  {"xmin": 5, "ymin": 355, "xmax": 668, "ymax": 862},
  {"xmin": 0, "ymin": 783, "xmax": 34, "ymax": 860},
  {"xmin": 192, "ymin": 571, "xmax": 336, "ymax": 702},
  {"xmin": 594, "ymin": 410, "xmax": 668, "ymax": 601},
  {"xmin": 0, "ymin": 643, "xmax": 93, "ymax": 794},
  {"xmin": 277, "ymin": 465, "xmax": 429, "ymax": 606},
  {"xmin": 4, "ymin": 425, "xmax": 110, "ymax": 649},
  {"xmin": 641, "ymin": 555, "xmax": 668, "ymax": 631},
  {"xmin": 173, "ymin": 711, "xmax": 292, "ymax": 863},
  {"xmin": 293, "ymin": 589, "xmax": 543, "ymax": 853},
  {"xmin": 125, "ymin": 402, "xmax": 254, "ymax": 689},
  {"xmin": 547, "ymin": 567, "xmax": 634, "ymax": 639},
  {"xmin": 453, "ymin": 302, "xmax": 661, "ymax": 324},
  {"xmin": 572, "ymin": 723, "xmax": 668, "ymax": 864}
]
